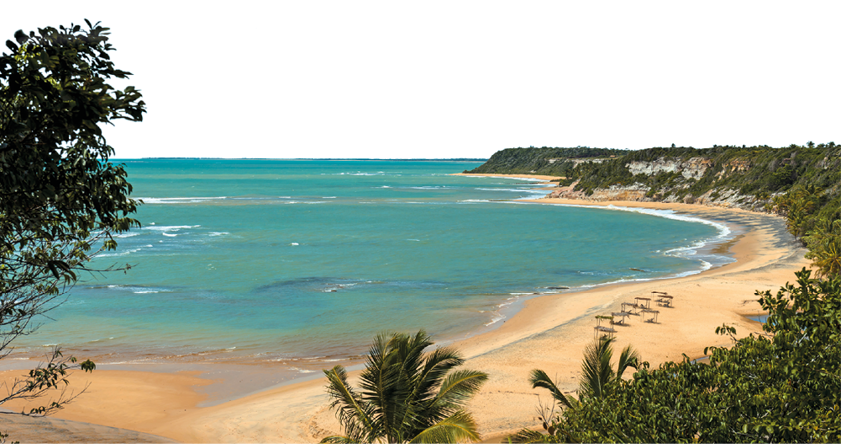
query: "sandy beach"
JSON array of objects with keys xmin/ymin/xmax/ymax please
[
  {"xmin": 1, "ymin": 194, "xmax": 809, "ymax": 442},
  {"xmin": 452, "ymin": 172, "xmax": 564, "ymax": 181}
]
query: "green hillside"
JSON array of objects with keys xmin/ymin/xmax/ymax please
[
  {"xmin": 465, "ymin": 146, "xmax": 629, "ymax": 177},
  {"xmin": 468, "ymin": 143, "xmax": 841, "ymax": 278}
]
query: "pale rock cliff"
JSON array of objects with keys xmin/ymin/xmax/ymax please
[
  {"xmin": 547, "ymin": 158, "xmax": 768, "ymax": 212},
  {"xmin": 626, "ymin": 157, "xmax": 712, "ymax": 180}
]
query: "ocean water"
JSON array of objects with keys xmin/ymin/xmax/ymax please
[{"xmin": 17, "ymin": 160, "xmax": 728, "ymax": 369}]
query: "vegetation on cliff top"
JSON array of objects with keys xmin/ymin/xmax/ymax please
[
  {"xmin": 465, "ymin": 146, "xmax": 629, "ymax": 177},
  {"xmin": 468, "ymin": 144, "xmax": 841, "ymax": 279}
]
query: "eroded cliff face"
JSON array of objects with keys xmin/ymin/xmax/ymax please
[
  {"xmin": 626, "ymin": 157, "xmax": 712, "ymax": 180},
  {"xmin": 548, "ymin": 158, "xmax": 768, "ymax": 211},
  {"xmin": 549, "ymin": 183, "xmax": 649, "ymax": 202}
]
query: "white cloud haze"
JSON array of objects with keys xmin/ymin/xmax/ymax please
[{"xmin": 3, "ymin": 1, "xmax": 840, "ymax": 158}]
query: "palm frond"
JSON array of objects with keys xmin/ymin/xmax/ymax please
[
  {"xmin": 529, "ymin": 369, "xmax": 578, "ymax": 410},
  {"xmin": 508, "ymin": 428, "xmax": 554, "ymax": 443},
  {"xmin": 408, "ymin": 410, "xmax": 481, "ymax": 443},
  {"xmin": 415, "ymin": 346, "xmax": 464, "ymax": 401},
  {"xmin": 579, "ymin": 336, "xmax": 615, "ymax": 399},
  {"xmin": 390, "ymin": 331, "xmax": 430, "ymax": 442},
  {"xmin": 423, "ymin": 369, "xmax": 488, "ymax": 424},
  {"xmin": 324, "ymin": 331, "xmax": 485, "ymax": 443},
  {"xmin": 616, "ymin": 344, "xmax": 641, "ymax": 380},
  {"xmin": 360, "ymin": 332, "xmax": 400, "ymax": 439},
  {"xmin": 399, "ymin": 346, "xmax": 465, "ymax": 432},
  {"xmin": 320, "ymin": 435, "xmax": 359, "ymax": 444},
  {"xmin": 324, "ymin": 365, "xmax": 377, "ymax": 442}
]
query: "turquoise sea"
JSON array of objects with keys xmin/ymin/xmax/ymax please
[{"xmin": 18, "ymin": 160, "xmax": 730, "ymax": 371}]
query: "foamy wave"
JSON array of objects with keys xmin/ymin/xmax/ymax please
[
  {"xmin": 209, "ymin": 232, "xmax": 230, "ymax": 237},
  {"xmin": 143, "ymin": 225, "xmax": 201, "ymax": 231},
  {"xmin": 537, "ymin": 202, "xmax": 732, "ymax": 262},
  {"xmin": 86, "ymin": 336, "xmax": 117, "ymax": 343},
  {"xmin": 102, "ymin": 285, "xmax": 171, "ymax": 294},
  {"xmin": 98, "ymin": 247, "xmax": 144, "ymax": 257},
  {"xmin": 477, "ymin": 187, "xmax": 547, "ymax": 194},
  {"xmin": 137, "ymin": 197, "xmax": 228, "ymax": 204},
  {"xmin": 607, "ymin": 206, "xmax": 731, "ymax": 240},
  {"xmin": 483, "ymin": 292, "xmax": 531, "ymax": 326},
  {"xmin": 335, "ymin": 172, "xmax": 385, "ymax": 176},
  {"xmin": 484, "ymin": 314, "xmax": 506, "ymax": 326}
]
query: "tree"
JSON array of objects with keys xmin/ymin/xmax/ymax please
[
  {"xmin": 516, "ymin": 270, "xmax": 841, "ymax": 442},
  {"xmin": 805, "ymin": 218, "xmax": 841, "ymax": 278},
  {"xmin": 512, "ymin": 336, "xmax": 640, "ymax": 442},
  {"xmin": 0, "ymin": 20, "xmax": 144, "ymax": 427},
  {"xmin": 321, "ymin": 330, "xmax": 488, "ymax": 443}
]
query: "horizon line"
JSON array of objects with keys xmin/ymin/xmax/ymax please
[{"xmin": 113, "ymin": 157, "xmax": 490, "ymax": 161}]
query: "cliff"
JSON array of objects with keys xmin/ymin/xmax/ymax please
[{"xmin": 469, "ymin": 144, "xmax": 841, "ymax": 214}]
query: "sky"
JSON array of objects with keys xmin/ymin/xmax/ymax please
[{"xmin": 3, "ymin": 1, "xmax": 840, "ymax": 159}]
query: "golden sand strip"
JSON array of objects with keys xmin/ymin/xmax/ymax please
[
  {"xmin": 452, "ymin": 172, "xmax": 564, "ymax": 181},
  {"xmin": 1, "ymin": 198, "xmax": 808, "ymax": 443}
]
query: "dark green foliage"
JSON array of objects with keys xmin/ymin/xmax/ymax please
[
  {"xmin": 511, "ymin": 337, "xmax": 640, "ymax": 443},
  {"xmin": 467, "ymin": 147, "xmax": 629, "ymax": 176},
  {"xmin": 472, "ymin": 144, "xmax": 841, "ymax": 277},
  {"xmin": 0, "ymin": 20, "xmax": 143, "ymax": 426},
  {"xmin": 518, "ymin": 269, "xmax": 841, "ymax": 442},
  {"xmin": 771, "ymin": 185, "xmax": 841, "ymax": 278},
  {"xmin": 471, "ymin": 144, "xmax": 841, "ymax": 201},
  {"xmin": 322, "ymin": 330, "xmax": 488, "ymax": 443},
  {"xmin": 571, "ymin": 144, "xmax": 841, "ymax": 198}
]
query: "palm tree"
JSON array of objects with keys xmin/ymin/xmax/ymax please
[
  {"xmin": 511, "ymin": 336, "xmax": 640, "ymax": 442},
  {"xmin": 810, "ymin": 235, "xmax": 841, "ymax": 278},
  {"xmin": 321, "ymin": 330, "xmax": 488, "ymax": 443},
  {"xmin": 532, "ymin": 336, "xmax": 640, "ymax": 405}
]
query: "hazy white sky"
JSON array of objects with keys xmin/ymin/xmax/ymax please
[{"xmin": 3, "ymin": 1, "xmax": 840, "ymax": 158}]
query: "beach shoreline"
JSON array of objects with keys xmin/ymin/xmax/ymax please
[
  {"xmin": 1, "ymin": 194, "xmax": 809, "ymax": 442},
  {"xmin": 452, "ymin": 172, "xmax": 564, "ymax": 181}
]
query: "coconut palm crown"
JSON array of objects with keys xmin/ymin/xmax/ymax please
[
  {"xmin": 530, "ymin": 335, "xmax": 640, "ymax": 408},
  {"xmin": 321, "ymin": 330, "xmax": 489, "ymax": 443},
  {"xmin": 511, "ymin": 335, "xmax": 640, "ymax": 442}
]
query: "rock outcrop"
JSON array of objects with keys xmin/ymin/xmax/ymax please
[
  {"xmin": 547, "ymin": 157, "xmax": 768, "ymax": 212},
  {"xmin": 626, "ymin": 157, "xmax": 712, "ymax": 180}
]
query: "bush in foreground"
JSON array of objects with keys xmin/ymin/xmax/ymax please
[{"xmin": 516, "ymin": 269, "xmax": 840, "ymax": 443}]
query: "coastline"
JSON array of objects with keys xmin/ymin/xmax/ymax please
[
  {"xmin": 452, "ymin": 172, "xmax": 563, "ymax": 181},
  {"xmin": 1, "ymin": 195, "xmax": 809, "ymax": 442}
]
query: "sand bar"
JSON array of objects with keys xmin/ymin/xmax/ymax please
[{"xmin": 1, "ymin": 197, "xmax": 808, "ymax": 442}]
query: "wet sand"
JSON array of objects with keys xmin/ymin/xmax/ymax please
[{"xmin": 0, "ymin": 197, "xmax": 808, "ymax": 442}]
